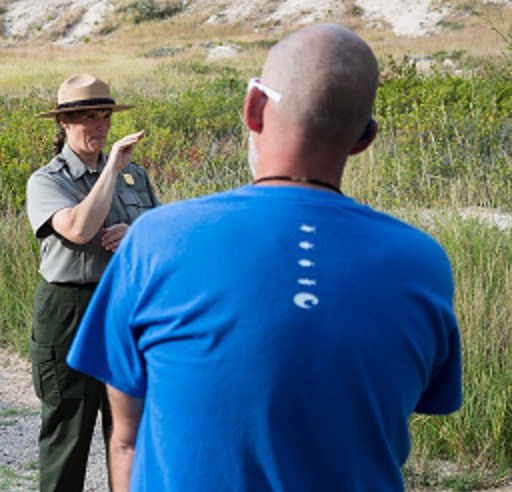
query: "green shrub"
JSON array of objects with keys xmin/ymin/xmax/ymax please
[
  {"xmin": 369, "ymin": 57, "xmax": 512, "ymax": 209},
  {"xmin": 123, "ymin": 0, "xmax": 183, "ymax": 24},
  {"xmin": 0, "ymin": 97, "xmax": 54, "ymax": 211},
  {"xmin": 2, "ymin": 60, "xmax": 512, "ymax": 213},
  {"xmin": 341, "ymin": 57, "xmax": 512, "ymax": 210}
]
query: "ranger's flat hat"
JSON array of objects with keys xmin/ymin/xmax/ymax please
[{"xmin": 36, "ymin": 73, "xmax": 133, "ymax": 118}]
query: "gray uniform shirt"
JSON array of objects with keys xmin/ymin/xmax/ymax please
[{"xmin": 27, "ymin": 144, "xmax": 159, "ymax": 284}]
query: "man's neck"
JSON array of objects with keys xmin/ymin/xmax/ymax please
[{"xmin": 253, "ymin": 175, "xmax": 342, "ymax": 194}]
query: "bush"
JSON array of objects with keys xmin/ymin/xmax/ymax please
[
  {"xmin": 3, "ymin": 59, "xmax": 511, "ymax": 213},
  {"xmin": 0, "ymin": 96, "xmax": 54, "ymax": 211},
  {"xmin": 368, "ymin": 57, "xmax": 512, "ymax": 209},
  {"xmin": 124, "ymin": 0, "xmax": 183, "ymax": 24}
]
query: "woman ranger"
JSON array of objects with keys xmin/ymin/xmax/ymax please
[{"xmin": 26, "ymin": 73, "xmax": 159, "ymax": 491}]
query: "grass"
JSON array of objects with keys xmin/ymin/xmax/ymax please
[
  {"xmin": 0, "ymin": 466, "xmax": 37, "ymax": 491},
  {"xmin": 0, "ymin": 212, "xmax": 39, "ymax": 356},
  {"xmin": 0, "ymin": 407, "xmax": 38, "ymax": 435},
  {"xmin": 401, "ymin": 216, "xmax": 512, "ymax": 488},
  {"xmin": 0, "ymin": 3, "xmax": 512, "ymax": 489},
  {"xmin": 0, "ymin": 406, "xmax": 38, "ymax": 491},
  {"xmin": 0, "ymin": 407, "xmax": 38, "ymax": 419}
]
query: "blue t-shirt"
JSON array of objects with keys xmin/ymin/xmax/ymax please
[{"xmin": 68, "ymin": 185, "xmax": 462, "ymax": 491}]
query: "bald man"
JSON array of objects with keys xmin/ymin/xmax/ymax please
[{"xmin": 68, "ymin": 24, "xmax": 462, "ymax": 491}]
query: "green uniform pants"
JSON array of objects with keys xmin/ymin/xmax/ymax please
[{"xmin": 30, "ymin": 278, "xmax": 111, "ymax": 492}]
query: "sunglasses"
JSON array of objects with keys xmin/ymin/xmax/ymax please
[
  {"xmin": 247, "ymin": 78, "xmax": 375, "ymax": 141},
  {"xmin": 247, "ymin": 78, "xmax": 282, "ymax": 103}
]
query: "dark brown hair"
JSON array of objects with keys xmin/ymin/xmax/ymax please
[{"xmin": 53, "ymin": 120, "xmax": 66, "ymax": 156}]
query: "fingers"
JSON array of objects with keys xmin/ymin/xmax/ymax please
[
  {"xmin": 114, "ymin": 130, "xmax": 145, "ymax": 151},
  {"xmin": 108, "ymin": 130, "xmax": 145, "ymax": 172},
  {"xmin": 101, "ymin": 223, "xmax": 129, "ymax": 252}
]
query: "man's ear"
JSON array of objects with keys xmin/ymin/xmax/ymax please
[
  {"xmin": 349, "ymin": 118, "xmax": 378, "ymax": 155},
  {"xmin": 243, "ymin": 88, "xmax": 267, "ymax": 133}
]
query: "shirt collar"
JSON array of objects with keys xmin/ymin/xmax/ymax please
[{"xmin": 61, "ymin": 144, "xmax": 106, "ymax": 180}]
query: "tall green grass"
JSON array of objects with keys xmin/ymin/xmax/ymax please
[
  {"xmin": 0, "ymin": 211, "xmax": 39, "ymax": 355},
  {"xmin": 0, "ymin": 55, "xmax": 511, "ymax": 488},
  {"xmin": 346, "ymin": 57, "xmax": 512, "ymax": 209},
  {"xmin": 403, "ymin": 215, "xmax": 512, "ymax": 488}
]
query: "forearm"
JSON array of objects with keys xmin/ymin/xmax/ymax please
[
  {"xmin": 109, "ymin": 434, "xmax": 136, "ymax": 492},
  {"xmin": 107, "ymin": 385, "xmax": 144, "ymax": 492},
  {"xmin": 56, "ymin": 166, "xmax": 119, "ymax": 243}
]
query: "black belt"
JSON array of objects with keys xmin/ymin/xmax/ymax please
[
  {"xmin": 53, "ymin": 282, "xmax": 98, "ymax": 288},
  {"xmin": 42, "ymin": 278, "xmax": 98, "ymax": 290}
]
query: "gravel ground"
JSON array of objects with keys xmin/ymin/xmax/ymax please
[{"xmin": 0, "ymin": 348, "xmax": 108, "ymax": 491}]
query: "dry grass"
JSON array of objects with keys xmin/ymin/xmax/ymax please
[
  {"xmin": 0, "ymin": 17, "xmax": 274, "ymax": 95},
  {"xmin": 0, "ymin": 1, "xmax": 510, "ymax": 96},
  {"xmin": 49, "ymin": 6, "xmax": 88, "ymax": 39}
]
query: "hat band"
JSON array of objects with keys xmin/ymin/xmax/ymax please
[{"xmin": 57, "ymin": 97, "xmax": 116, "ymax": 110}]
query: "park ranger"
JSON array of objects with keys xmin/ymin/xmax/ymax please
[{"xmin": 26, "ymin": 73, "xmax": 159, "ymax": 492}]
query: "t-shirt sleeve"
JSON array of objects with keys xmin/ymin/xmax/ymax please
[
  {"xmin": 26, "ymin": 172, "xmax": 78, "ymax": 237},
  {"xmin": 67, "ymin": 232, "xmax": 147, "ymax": 398},
  {"xmin": 415, "ymin": 315, "xmax": 463, "ymax": 415}
]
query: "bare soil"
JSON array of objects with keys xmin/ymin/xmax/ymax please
[{"xmin": 0, "ymin": 348, "xmax": 108, "ymax": 491}]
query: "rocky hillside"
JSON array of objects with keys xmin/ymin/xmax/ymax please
[{"xmin": 1, "ymin": 0, "xmax": 510, "ymax": 46}]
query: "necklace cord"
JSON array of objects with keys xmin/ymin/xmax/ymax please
[{"xmin": 252, "ymin": 175, "xmax": 342, "ymax": 194}]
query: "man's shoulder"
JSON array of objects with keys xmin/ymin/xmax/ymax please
[
  {"xmin": 369, "ymin": 207, "xmax": 440, "ymax": 242},
  {"xmin": 131, "ymin": 189, "xmax": 242, "ymax": 228},
  {"xmin": 358, "ymin": 207, "xmax": 451, "ymax": 267},
  {"xmin": 154, "ymin": 189, "xmax": 243, "ymax": 213}
]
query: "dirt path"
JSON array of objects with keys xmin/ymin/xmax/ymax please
[{"xmin": 0, "ymin": 348, "xmax": 108, "ymax": 491}]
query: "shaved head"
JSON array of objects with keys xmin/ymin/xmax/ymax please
[{"xmin": 261, "ymin": 24, "xmax": 378, "ymax": 144}]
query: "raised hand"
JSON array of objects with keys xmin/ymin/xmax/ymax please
[{"xmin": 107, "ymin": 130, "xmax": 145, "ymax": 172}]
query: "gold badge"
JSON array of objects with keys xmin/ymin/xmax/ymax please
[{"xmin": 123, "ymin": 173, "xmax": 135, "ymax": 186}]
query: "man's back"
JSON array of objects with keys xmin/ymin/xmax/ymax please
[{"xmin": 69, "ymin": 185, "xmax": 461, "ymax": 491}]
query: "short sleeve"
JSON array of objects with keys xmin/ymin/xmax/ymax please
[
  {"xmin": 415, "ymin": 324, "xmax": 463, "ymax": 414},
  {"xmin": 26, "ymin": 172, "xmax": 78, "ymax": 237}
]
